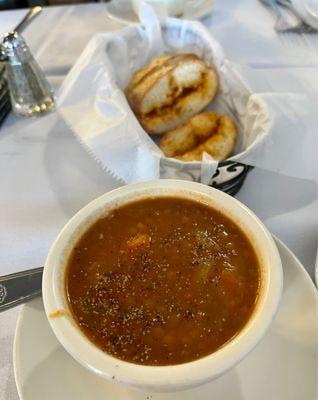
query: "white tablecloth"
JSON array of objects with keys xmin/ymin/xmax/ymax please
[{"xmin": 0, "ymin": 2, "xmax": 317, "ymax": 399}]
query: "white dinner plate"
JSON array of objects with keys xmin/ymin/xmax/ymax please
[
  {"xmin": 105, "ymin": 0, "xmax": 214, "ymax": 26},
  {"xmin": 14, "ymin": 237, "xmax": 317, "ymax": 400}
]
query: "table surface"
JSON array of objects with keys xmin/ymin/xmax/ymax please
[{"xmin": 0, "ymin": 2, "xmax": 317, "ymax": 399}]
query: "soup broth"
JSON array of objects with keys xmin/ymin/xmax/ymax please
[{"xmin": 66, "ymin": 197, "xmax": 260, "ymax": 366}]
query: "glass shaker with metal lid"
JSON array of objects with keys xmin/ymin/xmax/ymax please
[{"xmin": 0, "ymin": 31, "xmax": 54, "ymax": 117}]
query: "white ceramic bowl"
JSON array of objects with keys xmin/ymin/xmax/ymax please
[{"xmin": 43, "ymin": 180, "xmax": 283, "ymax": 392}]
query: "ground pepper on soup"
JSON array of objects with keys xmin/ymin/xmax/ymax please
[{"xmin": 66, "ymin": 197, "xmax": 260, "ymax": 366}]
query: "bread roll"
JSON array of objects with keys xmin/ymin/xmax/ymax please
[
  {"xmin": 140, "ymin": 68, "xmax": 219, "ymax": 135},
  {"xmin": 159, "ymin": 111, "xmax": 219, "ymax": 157},
  {"xmin": 178, "ymin": 115, "xmax": 237, "ymax": 162},
  {"xmin": 126, "ymin": 54, "xmax": 219, "ymax": 135}
]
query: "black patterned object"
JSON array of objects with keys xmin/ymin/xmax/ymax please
[
  {"xmin": 209, "ymin": 161, "xmax": 253, "ymax": 196},
  {"xmin": 160, "ymin": 157, "xmax": 252, "ymax": 197},
  {"xmin": 0, "ymin": 63, "xmax": 11, "ymax": 127}
]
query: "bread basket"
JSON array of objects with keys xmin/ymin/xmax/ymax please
[{"xmin": 58, "ymin": 7, "xmax": 268, "ymax": 195}]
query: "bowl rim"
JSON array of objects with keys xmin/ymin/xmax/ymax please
[{"xmin": 42, "ymin": 180, "xmax": 283, "ymax": 391}]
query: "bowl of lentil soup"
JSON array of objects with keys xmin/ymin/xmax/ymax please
[{"xmin": 43, "ymin": 180, "xmax": 282, "ymax": 392}]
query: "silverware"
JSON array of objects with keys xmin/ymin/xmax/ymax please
[
  {"xmin": 0, "ymin": 267, "xmax": 43, "ymax": 312},
  {"xmin": 259, "ymin": 0, "xmax": 298, "ymax": 32},
  {"xmin": 259, "ymin": 0, "xmax": 317, "ymax": 56},
  {"xmin": 276, "ymin": 0, "xmax": 318, "ymax": 33}
]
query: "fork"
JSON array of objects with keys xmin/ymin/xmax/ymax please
[
  {"xmin": 275, "ymin": 0, "xmax": 316, "ymax": 51},
  {"xmin": 276, "ymin": 0, "xmax": 318, "ymax": 33},
  {"xmin": 259, "ymin": 0, "xmax": 314, "ymax": 51},
  {"xmin": 259, "ymin": 0, "xmax": 298, "ymax": 32}
]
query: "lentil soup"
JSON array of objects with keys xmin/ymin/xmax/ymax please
[{"xmin": 66, "ymin": 197, "xmax": 260, "ymax": 366}]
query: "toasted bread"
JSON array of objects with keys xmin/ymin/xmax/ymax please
[
  {"xmin": 139, "ymin": 67, "xmax": 219, "ymax": 135},
  {"xmin": 178, "ymin": 115, "xmax": 237, "ymax": 162},
  {"xmin": 159, "ymin": 111, "xmax": 219, "ymax": 157},
  {"xmin": 125, "ymin": 54, "xmax": 219, "ymax": 135},
  {"xmin": 125, "ymin": 54, "xmax": 172, "ymax": 95},
  {"xmin": 126, "ymin": 54, "xmax": 204, "ymax": 116}
]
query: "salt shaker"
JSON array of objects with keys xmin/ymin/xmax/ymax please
[{"xmin": 0, "ymin": 31, "xmax": 54, "ymax": 117}]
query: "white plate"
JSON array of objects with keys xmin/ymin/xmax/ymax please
[
  {"xmin": 13, "ymin": 237, "xmax": 318, "ymax": 400},
  {"xmin": 105, "ymin": 0, "xmax": 214, "ymax": 25}
]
